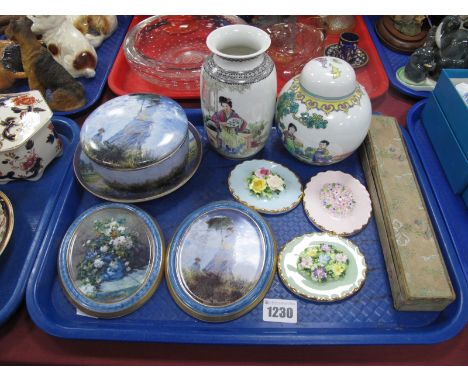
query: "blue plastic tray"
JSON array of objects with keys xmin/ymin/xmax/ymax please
[
  {"xmin": 0, "ymin": 16, "xmax": 131, "ymax": 116},
  {"xmin": 363, "ymin": 16, "xmax": 431, "ymax": 99},
  {"xmin": 26, "ymin": 109, "xmax": 467, "ymax": 344},
  {"xmin": 0, "ymin": 116, "xmax": 80, "ymax": 325},
  {"xmin": 406, "ymin": 100, "xmax": 468, "ymax": 283}
]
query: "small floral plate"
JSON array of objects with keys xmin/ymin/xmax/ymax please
[
  {"xmin": 278, "ymin": 232, "xmax": 367, "ymax": 302},
  {"xmin": 0, "ymin": 191, "xmax": 14, "ymax": 256},
  {"xmin": 228, "ymin": 159, "xmax": 303, "ymax": 214},
  {"xmin": 74, "ymin": 123, "xmax": 202, "ymax": 203},
  {"xmin": 303, "ymin": 171, "xmax": 372, "ymax": 236},
  {"xmin": 58, "ymin": 203, "xmax": 165, "ymax": 318}
]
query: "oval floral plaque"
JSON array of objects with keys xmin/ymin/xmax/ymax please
[
  {"xmin": 58, "ymin": 203, "xmax": 164, "ymax": 318},
  {"xmin": 166, "ymin": 201, "xmax": 276, "ymax": 322}
]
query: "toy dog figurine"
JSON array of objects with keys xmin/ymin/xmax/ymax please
[
  {"xmin": 0, "ymin": 40, "xmax": 27, "ymax": 91},
  {"xmin": 5, "ymin": 17, "xmax": 86, "ymax": 112},
  {"xmin": 68, "ymin": 16, "xmax": 118, "ymax": 48},
  {"xmin": 27, "ymin": 15, "xmax": 97, "ymax": 78}
]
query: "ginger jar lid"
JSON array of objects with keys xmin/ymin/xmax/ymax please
[
  {"xmin": 0, "ymin": 91, "xmax": 52, "ymax": 152},
  {"xmin": 81, "ymin": 94, "xmax": 188, "ymax": 169},
  {"xmin": 299, "ymin": 56, "xmax": 357, "ymax": 99}
]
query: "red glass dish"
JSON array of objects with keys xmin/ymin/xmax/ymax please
[
  {"xmin": 109, "ymin": 16, "xmax": 388, "ymax": 100},
  {"xmin": 263, "ymin": 22, "xmax": 325, "ymax": 85},
  {"xmin": 124, "ymin": 15, "xmax": 245, "ymax": 90}
]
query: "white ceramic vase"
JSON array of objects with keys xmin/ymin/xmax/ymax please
[
  {"xmin": 276, "ymin": 56, "xmax": 372, "ymax": 165},
  {"xmin": 200, "ymin": 25, "xmax": 277, "ymax": 159}
]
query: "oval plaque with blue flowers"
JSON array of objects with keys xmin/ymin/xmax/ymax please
[{"xmin": 58, "ymin": 203, "xmax": 164, "ymax": 318}]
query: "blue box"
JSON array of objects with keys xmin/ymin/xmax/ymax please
[
  {"xmin": 464, "ymin": 187, "xmax": 468, "ymax": 209},
  {"xmin": 422, "ymin": 93, "xmax": 468, "ymax": 194},
  {"xmin": 433, "ymin": 69, "xmax": 468, "ymax": 156}
]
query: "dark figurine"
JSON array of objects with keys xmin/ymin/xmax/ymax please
[
  {"xmin": 0, "ymin": 40, "xmax": 26, "ymax": 91},
  {"xmin": 438, "ymin": 16, "xmax": 462, "ymax": 50},
  {"xmin": 5, "ymin": 17, "xmax": 86, "ymax": 111},
  {"xmin": 404, "ymin": 45, "xmax": 437, "ymax": 83},
  {"xmin": 423, "ymin": 25, "xmax": 438, "ymax": 48},
  {"xmin": 404, "ymin": 16, "xmax": 468, "ymax": 83}
]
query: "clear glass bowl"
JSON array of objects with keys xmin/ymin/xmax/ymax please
[
  {"xmin": 263, "ymin": 22, "xmax": 325, "ymax": 84},
  {"xmin": 124, "ymin": 16, "xmax": 245, "ymax": 90}
]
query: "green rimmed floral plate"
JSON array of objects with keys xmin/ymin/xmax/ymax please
[{"xmin": 278, "ymin": 232, "xmax": 367, "ymax": 302}]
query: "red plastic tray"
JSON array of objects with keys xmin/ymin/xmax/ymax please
[
  {"xmin": 315, "ymin": 16, "xmax": 388, "ymax": 100},
  {"xmin": 108, "ymin": 16, "xmax": 388, "ymax": 100}
]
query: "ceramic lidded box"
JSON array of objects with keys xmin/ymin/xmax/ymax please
[
  {"xmin": 0, "ymin": 91, "xmax": 63, "ymax": 184},
  {"xmin": 58, "ymin": 203, "xmax": 165, "ymax": 318},
  {"xmin": 276, "ymin": 56, "xmax": 371, "ymax": 165},
  {"xmin": 80, "ymin": 94, "xmax": 189, "ymax": 191}
]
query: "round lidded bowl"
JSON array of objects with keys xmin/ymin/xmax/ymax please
[
  {"xmin": 80, "ymin": 93, "xmax": 189, "ymax": 192},
  {"xmin": 124, "ymin": 15, "xmax": 246, "ymax": 90},
  {"xmin": 276, "ymin": 56, "xmax": 371, "ymax": 165}
]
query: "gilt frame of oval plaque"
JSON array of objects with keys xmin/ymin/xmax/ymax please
[
  {"xmin": 166, "ymin": 200, "xmax": 277, "ymax": 322},
  {"xmin": 58, "ymin": 203, "xmax": 165, "ymax": 318}
]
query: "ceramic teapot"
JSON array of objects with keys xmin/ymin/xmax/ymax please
[{"xmin": 276, "ymin": 56, "xmax": 371, "ymax": 165}]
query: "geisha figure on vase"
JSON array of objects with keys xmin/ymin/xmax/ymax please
[{"xmin": 205, "ymin": 96, "xmax": 249, "ymax": 155}]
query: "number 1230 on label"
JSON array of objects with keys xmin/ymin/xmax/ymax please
[{"xmin": 262, "ymin": 299, "xmax": 297, "ymax": 323}]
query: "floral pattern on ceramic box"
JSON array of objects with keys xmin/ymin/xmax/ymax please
[{"xmin": 0, "ymin": 92, "xmax": 62, "ymax": 183}]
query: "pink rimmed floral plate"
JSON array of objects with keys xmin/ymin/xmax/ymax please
[{"xmin": 303, "ymin": 171, "xmax": 372, "ymax": 236}]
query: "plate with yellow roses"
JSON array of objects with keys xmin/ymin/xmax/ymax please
[
  {"xmin": 228, "ymin": 159, "xmax": 303, "ymax": 214},
  {"xmin": 278, "ymin": 232, "xmax": 367, "ymax": 302}
]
